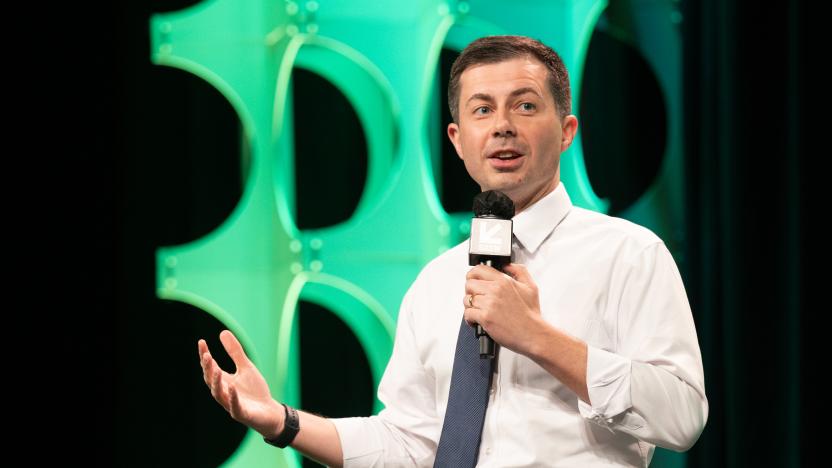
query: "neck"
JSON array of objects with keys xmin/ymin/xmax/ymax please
[{"xmin": 511, "ymin": 176, "xmax": 559, "ymax": 215}]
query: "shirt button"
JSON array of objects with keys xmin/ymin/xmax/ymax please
[{"xmin": 485, "ymin": 447, "xmax": 492, "ymax": 455}]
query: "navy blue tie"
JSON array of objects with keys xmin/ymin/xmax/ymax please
[{"xmin": 433, "ymin": 317, "xmax": 495, "ymax": 467}]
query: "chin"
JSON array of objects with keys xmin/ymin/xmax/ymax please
[{"xmin": 486, "ymin": 176, "xmax": 523, "ymax": 192}]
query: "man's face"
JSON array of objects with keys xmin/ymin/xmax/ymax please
[{"xmin": 447, "ymin": 56, "xmax": 578, "ymax": 210}]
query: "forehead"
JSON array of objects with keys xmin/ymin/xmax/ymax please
[{"xmin": 459, "ymin": 56, "xmax": 550, "ymax": 99}]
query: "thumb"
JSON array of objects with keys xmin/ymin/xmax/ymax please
[
  {"xmin": 504, "ymin": 263, "xmax": 535, "ymax": 287},
  {"xmin": 220, "ymin": 330, "xmax": 252, "ymax": 371}
]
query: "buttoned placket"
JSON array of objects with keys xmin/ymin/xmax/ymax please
[{"xmin": 480, "ymin": 236, "xmax": 525, "ymax": 463}]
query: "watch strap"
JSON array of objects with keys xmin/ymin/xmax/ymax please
[{"xmin": 263, "ymin": 403, "xmax": 300, "ymax": 448}]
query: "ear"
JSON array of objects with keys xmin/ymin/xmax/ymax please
[
  {"xmin": 559, "ymin": 115, "xmax": 579, "ymax": 153},
  {"xmin": 447, "ymin": 122, "xmax": 464, "ymax": 160}
]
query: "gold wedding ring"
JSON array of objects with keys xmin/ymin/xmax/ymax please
[{"xmin": 468, "ymin": 294, "xmax": 474, "ymax": 308}]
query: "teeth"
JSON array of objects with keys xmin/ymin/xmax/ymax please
[{"xmin": 497, "ymin": 152, "xmax": 517, "ymax": 159}]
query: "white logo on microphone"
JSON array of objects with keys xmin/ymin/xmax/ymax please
[
  {"xmin": 479, "ymin": 222, "xmax": 502, "ymax": 249},
  {"xmin": 470, "ymin": 218, "xmax": 512, "ymax": 256}
]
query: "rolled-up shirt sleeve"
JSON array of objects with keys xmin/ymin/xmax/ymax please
[
  {"xmin": 578, "ymin": 241, "xmax": 709, "ymax": 452},
  {"xmin": 330, "ymin": 279, "xmax": 440, "ymax": 467}
]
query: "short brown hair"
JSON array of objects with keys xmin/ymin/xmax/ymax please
[{"xmin": 448, "ymin": 35, "xmax": 571, "ymax": 124}]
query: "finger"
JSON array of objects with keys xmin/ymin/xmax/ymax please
[
  {"xmin": 461, "ymin": 291, "xmax": 487, "ymax": 309},
  {"xmin": 228, "ymin": 384, "xmax": 241, "ymax": 420},
  {"xmin": 466, "ymin": 264, "xmax": 504, "ymax": 281},
  {"xmin": 212, "ymin": 366, "xmax": 231, "ymax": 412},
  {"xmin": 199, "ymin": 337, "xmax": 214, "ymax": 366},
  {"xmin": 198, "ymin": 339, "xmax": 208, "ymax": 360},
  {"xmin": 463, "ymin": 307, "xmax": 482, "ymax": 328},
  {"xmin": 217, "ymin": 369, "xmax": 231, "ymax": 409},
  {"xmin": 464, "ymin": 278, "xmax": 490, "ymax": 296},
  {"xmin": 199, "ymin": 340, "xmax": 214, "ymax": 367},
  {"xmin": 503, "ymin": 263, "xmax": 535, "ymax": 287},
  {"xmin": 220, "ymin": 330, "xmax": 251, "ymax": 371},
  {"xmin": 208, "ymin": 362, "xmax": 219, "ymax": 396},
  {"xmin": 201, "ymin": 354, "xmax": 212, "ymax": 386},
  {"xmin": 202, "ymin": 353, "xmax": 219, "ymax": 387}
]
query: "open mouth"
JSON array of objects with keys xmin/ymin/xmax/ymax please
[{"xmin": 489, "ymin": 151, "xmax": 523, "ymax": 161}]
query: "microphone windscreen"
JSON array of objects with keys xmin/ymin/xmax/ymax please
[{"xmin": 472, "ymin": 190, "xmax": 515, "ymax": 219}]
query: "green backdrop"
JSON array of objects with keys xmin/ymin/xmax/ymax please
[{"xmin": 149, "ymin": 1, "xmax": 687, "ymax": 466}]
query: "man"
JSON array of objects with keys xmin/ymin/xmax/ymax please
[{"xmin": 199, "ymin": 35, "xmax": 708, "ymax": 466}]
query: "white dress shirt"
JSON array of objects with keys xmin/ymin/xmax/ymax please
[{"xmin": 331, "ymin": 181, "xmax": 708, "ymax": 467}]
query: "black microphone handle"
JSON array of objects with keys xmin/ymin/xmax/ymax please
[
  {"xmin": 475, "ymin": 258, "xmax": 501, "ymax": 359},
  {"xmin": 476, "ymin": 324, "xmax": 496, "ymax": 359}
]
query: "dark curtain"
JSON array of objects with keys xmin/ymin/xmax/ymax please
[{"xmin": 683, "ymin": 1, "xmax": 809, "ymax": 467}]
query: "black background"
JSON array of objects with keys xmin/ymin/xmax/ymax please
[{"xmin": 38, "ymin": 0, "xmax": 817, "ymax": 466}]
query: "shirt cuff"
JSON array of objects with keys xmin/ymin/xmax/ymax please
[
  {"xmin": 578, "ymin": 345, "xmax": 633, "ymax": 430},
  {"xmin": 330, "ymin": 416, "xmax": 383, "ymax": 466}
]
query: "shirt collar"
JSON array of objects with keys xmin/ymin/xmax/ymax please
[{"xmin": 511, "ymin": 181, "xmax": 572, "ymax": 254}]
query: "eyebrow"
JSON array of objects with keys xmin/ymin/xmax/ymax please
[{"xmin": 466, "ymin": 87, "xmax": 542, "ymax": 106}]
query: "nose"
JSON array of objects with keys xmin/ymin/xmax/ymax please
[{"xmin": 491, "ymin": 110, "xmax": 516, "ymax": 138}]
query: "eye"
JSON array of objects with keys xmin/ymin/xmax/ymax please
[
  {"xmin": 519, "ymin": 102, "xmax": 536, "ymax": 112},
  {"xmin": 474, "ymin": 106, "xmax": 490, "ymax": 115}
]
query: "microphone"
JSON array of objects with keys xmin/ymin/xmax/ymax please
[{"xmin": 468, "ymin": 190, "xmax": 515, "ymax": 359}]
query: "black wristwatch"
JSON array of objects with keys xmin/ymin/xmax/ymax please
[{"xmin": 263, "ymin": 403, "xmax": 300, "ymax": 448}]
